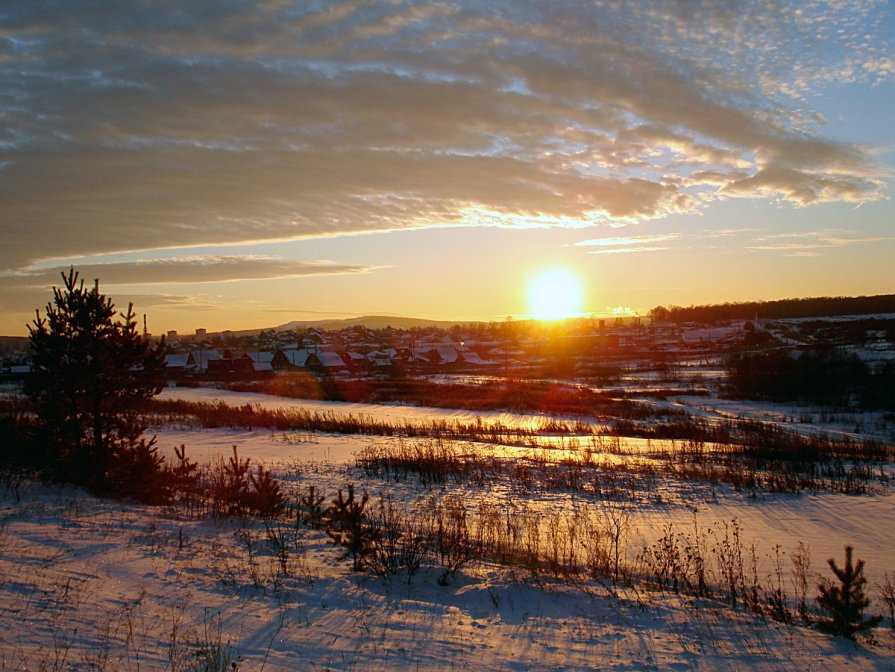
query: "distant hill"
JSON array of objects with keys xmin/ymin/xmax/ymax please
[
  {"xmin": 651, "ymin": 294, "xmax": 895, "ymax": 324},
  {"xmin": 274, "ymin": 315, "xmax": 472, "ymax": 332}
]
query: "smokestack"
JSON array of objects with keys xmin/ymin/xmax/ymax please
[{"xmin": 143, "ymin": 314, "xmax": 148, "ymax": 337}]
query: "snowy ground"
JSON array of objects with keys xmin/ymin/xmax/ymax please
[
  {"xmin": 158, "ymin": 386, "xmax": 584, "ymax": 432},
  {"xmin": 149, "ymin": 424, "xmax": 895, "ymax": 588},
  {"xmin": 2, "ymin": 387, "xmax": 895, "ymax": 670},
  {"xmin": 2, "ymin": 479, "xmax": 894, "ymax": 671}
]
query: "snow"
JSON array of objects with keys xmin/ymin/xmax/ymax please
[
  {"xmin": 2, "ymin": 480, "xmax": 894, "ymax": 670},
  {"xmin": 3, "ymin": 387, "xmax": 895, "ymax": 669},
  {"xmin": 159, "ymin": 385, "xmax": 580, "ymax": 432}
]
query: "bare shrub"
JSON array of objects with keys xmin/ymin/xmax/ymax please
[
  {"xmin": 641, "ymin": 524, "xmax": 686, "ymax": 593},
  {"xmin": 582, "ymin": 513, "xmax": 611, "ymax": 581},
  {"xmin": 365, "ymin": 495, "xmax": 431, "ymax": 581},
  {"xmin": 189, "ymin": 609, "xmax": 239, "ymax": 671},
  {"xmin": 264, "ymin": 518, "xmax": 301, "ymax": 582},
  {"xmin": 877, "ymin": 571, "xmax": 895, "ymax": 629},
  {"xmin": 790, "ymin": 541, "xmax": 812, "ymax": 623},
  {"xmin": 712, "ymin": 519, "xmax": 745, "ymax": 608},
  {"xmin": 435, "ymin": 495, "xmax": 477, "ymax": 586},
  {"xmin": 766, "ymin": 544, "xmax": 792, "ymax": 623},
  {"xmin": 599, "ymin": 501, "xmax": 632, "ymax": 584}
]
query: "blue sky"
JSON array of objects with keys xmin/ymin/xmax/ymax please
[{"xmin": 1, "ymin": 1, "xmax": 893, "ymax": 334}]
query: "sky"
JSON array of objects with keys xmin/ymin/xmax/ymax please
[{"xmin": 1, "ymin": 1, "xmax": 893, "ymax": 336}]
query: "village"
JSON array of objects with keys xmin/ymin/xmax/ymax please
[{"xmin": 152, "ymin": 317, "xmax": 753, "ymax": 383}]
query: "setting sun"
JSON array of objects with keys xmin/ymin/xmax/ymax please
[{"xmin": 527, "ymin": 268, "xmax": 584, "ymax": 321}]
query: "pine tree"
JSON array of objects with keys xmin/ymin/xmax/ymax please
[
  {"xmin": 324, "ymin": 484, "xmax": 377, "ymax": 571},
  {"xmin": 25, "ymin": 268, "xmax": 166, "ymax": 495},
  {"xmin": 816, "ymin": 545, "xmax": 882, "ymax": 640}
]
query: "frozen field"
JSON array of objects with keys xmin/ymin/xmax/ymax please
[{"xmin": 2, "ymin": 387, "xmax": 894, "ymax": 670}]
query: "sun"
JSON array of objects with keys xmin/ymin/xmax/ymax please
[{"xmin": 527, "ymin": 268, "xmax": 584, "ymax": 321}]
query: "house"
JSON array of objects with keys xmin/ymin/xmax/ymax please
[
  {"xmin": 342, "ymin": 351, "xmax": 367, "ymax": 373},
  {"xmin": 459, "ymin": 350, "xmax": 495, "ymax": 367},
  {"xmin": 186, "ymin": 349, "xmax": 222, "ymax": 373},
  {"xmin": 246, "ymin": 351, "xmax": 275, "ymax": 373},
  {"xmin": 418, "ymin": 344, "xmax": 459, "ymax": 367},
  {"xmin": 317, "ymin": 351, "xmax": 350, "ymax": 375},
  {"xmin": 164, "ymin": 353, "xmax": 190, "ymax": 374},
  {"xmin": 271, "ymin": 348, "xmax": 314, "ymax": 371},
  {"xmin": 246, "ymin": 351, "xmax": 275, "ymax": 366},
  {"xmin": 207, "ymin": 353, "xmax": 256, "ymax": 376}
]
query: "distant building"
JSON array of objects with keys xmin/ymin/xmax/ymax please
[
  {"xmin": 187, "ymin": 349, "xmax": 222, "ymax": 372},
  {"xmin": 164, "ymin": 353, "xmax": 189, "ymax": 374},
  {"xmin": 195, "ymin": 328, "xmax": 207, "ymax": 339},
  {"xmin": 167, "ymin": 330, "xmax": 178, "ymax": 341}
]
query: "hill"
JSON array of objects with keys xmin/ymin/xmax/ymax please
[{"xmin": 272, "ymin": 315, "xmax": 475, "ymax": 332}]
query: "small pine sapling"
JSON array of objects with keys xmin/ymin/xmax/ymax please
[
  {"xmin": 107, "ymin": 434, "xmax": 170, "ymax": 504},
  {"xmin": 816, "ymin": 545, "xmax": 882, "ymax": 640},
  {"xmin": 298, "ymin": 485, "xmax": 326, "ymax": 528},
  {"xmin": 222, "ymin": 446, "xmax": 251, "ymax": 516},
  {"xmin": 247, "ymin": 464, "xmax": 286, "ymax": 519},
  {"xmin": 170, "ymin": 444, "xmax": 200, "ymax": 508},
  {"xmin": 324, "ymin": 484, "xmax": 377, "ymax": 571}
]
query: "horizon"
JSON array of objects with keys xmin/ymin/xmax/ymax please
[
  {"xmin": 1, "ymin": 3, "xmax": 893, "ymax": 336},
  {"xmin": 4, "ymin": 290, "xmax": 894, "ymax": 341}
]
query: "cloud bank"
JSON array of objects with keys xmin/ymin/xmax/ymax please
[
  {"xmin": 0, "ymin": 256, "xmax": 375, "ymax": 314},
  {"xmin": 8, "ymin": 256, "xmax": 375, "ymax": 286},
  {"xmin": 0, "ymin": 0, "xmax": 891, "ymax": 276}
]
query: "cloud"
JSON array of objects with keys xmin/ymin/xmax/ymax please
[
  {"xmin": 587, "ymin": 247, "xmax": 667, "ymax": 255},
  {"xmin": 0, "ymin": 1, "xmax": 890, "ymax": 273},
  {"xmin": 721, "ymin": 163, "xmax": 885, "ymax": 205},
  {"xmin": 747, "ymin": 229, "xmax": 892, "ymax": 254},
  {"xmin": 575, "ymin": 233, "xmax": 679, "ymax": 247},
  {"xmin": 0, "ymin": 255, "xmax": 377, "ymax": 325},
  {"xmin": 7, "ymin": 256, "xmax": 377, "ymax": 286},
  {"xmin": 575, "ymin": 232, "xmax": 677, "ymax": 255}
]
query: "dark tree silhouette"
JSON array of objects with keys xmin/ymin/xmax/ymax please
[
  {"xmin": 25, "ymin": 268, "xmax": 166, "ymax": 496},
  {"xmin": 816, "ymin": 545, "xmax": 882, "ymax": 640}
]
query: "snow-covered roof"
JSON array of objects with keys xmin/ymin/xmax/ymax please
[
  {"xmin": 279, "ymin": 348, "xmax": 313, "ymax": 367},
  {"xmin": 319, "ymin": 351, "xmax": 348, "ymax": 368},
  {"xmin": 187, "ymin": 349, "xmax": 222, "ymax": 371},
  {"xmin": 164, "ymin": 354, "xmax": 189, "ymax": 368},
  {"xmin": 460, "ymin": 351, "xmax": 496, "ymax": 366}
]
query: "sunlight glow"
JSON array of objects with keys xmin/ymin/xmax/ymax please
[{"xmin": 527, "ymin": 268, "xmax": 584, "ymax": 321}]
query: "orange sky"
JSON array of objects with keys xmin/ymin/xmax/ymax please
[{"xmin": 1, "ymin": 2, "xmax": 893, "ymax": 335}]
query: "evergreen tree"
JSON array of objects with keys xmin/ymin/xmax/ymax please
[
  {"xmin": 816, "ymin": 545, "xmax": 882, "ymax": 640},
  {"xmin": 25, "ymin": 268, "xmax": 166, "ymax": 495},
  {"xmin": 324, "ymin": 484, "xmax": 377, "ymax": 571}
]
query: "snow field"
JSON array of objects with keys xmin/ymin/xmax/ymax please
[
  {"xmin": 1, "ymin": 478, "xmax": 893, "ymax": 670},
  {"xmin": 2, "ymin": 386, "xmax": 894, "ymax": 669}
]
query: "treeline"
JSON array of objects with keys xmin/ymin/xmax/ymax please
[
  {"xmin": 727, "ymin": 348, "xmax": 895, "ymax": 410},
  {"xmin": 651, "ymin": 294, "xmax": 895, "ymax": 324}
]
